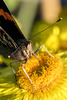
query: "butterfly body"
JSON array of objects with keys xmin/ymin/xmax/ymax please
[{"xmin": 0, "ymin": 0, "xmax": 34, "ymax": 61}]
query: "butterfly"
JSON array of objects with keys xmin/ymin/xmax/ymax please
[{"xmin": 0, "ymin": 0, "xmax": 62, "ymax": 88}]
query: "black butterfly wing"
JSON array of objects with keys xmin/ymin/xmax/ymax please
[
  {"xmin": 0, "ymin": 0, "xmax": 27, "ymax": 57},
  {"xmin": 0, "ymin": 0, "xmax": 26, "ymax": 46},
  {"xmin": 0, "ymin": 28, "xmax": 17, "ymax": 57}
]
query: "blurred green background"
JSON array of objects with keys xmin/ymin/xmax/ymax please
[{"xmin": 0, "ymin": 0, "xmax": 67, "ymax": 70}]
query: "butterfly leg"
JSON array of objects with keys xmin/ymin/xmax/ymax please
[
  {"xmin": 33, "ymin": 53, "xmax": 40, "ymax": 63},
  {"xmin": 10, "ymin": 60, "xmax": 23, "ymax": 74},
  {"xmin": 21, "ymin": 60, "xmax": 34, "ymax": 89},
  {"xmin": 35, "ymin": 45, "xmax": 55, "ymax": 58},
  {"xmin": 10, "ymin": 60, "xmax": 34, "ymax": 89}
]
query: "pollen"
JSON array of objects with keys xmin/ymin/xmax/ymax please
[{"xmin": 16, "ymin": 52, "xmax": 63, "ymax": 93}]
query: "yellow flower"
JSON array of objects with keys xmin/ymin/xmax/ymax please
[
  {"xmin": 45, "ymin": 26, "xmax": 60, "ymax": 52},
  {"xmin": 0, "ymin": 52, "xmax": 67, "ymax": 100}
]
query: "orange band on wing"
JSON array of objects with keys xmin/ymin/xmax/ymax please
[
  {"xmin": 0, "ymin": 9, "xmax": 13, "ymax": 21},
  {"xmin": 5, "ymin": 12, "xmax": 13, "ymax": 21},
  {"xmin": 0, "ymin": 9, "xmax": 7, "ymax": 20}
]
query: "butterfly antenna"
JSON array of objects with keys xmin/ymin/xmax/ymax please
[{"xmin": 29, "ymin": 18, "xmax": 62, "ymax": 39}]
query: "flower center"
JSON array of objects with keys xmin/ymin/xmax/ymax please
[{"xmin": 16, "ymin": 52, "xmax": 63, "ymax": 93}]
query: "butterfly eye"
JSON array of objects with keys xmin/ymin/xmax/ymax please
[{"xmin": 22, "ymin": 46, "xmax": 26, "ymax": 50}]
